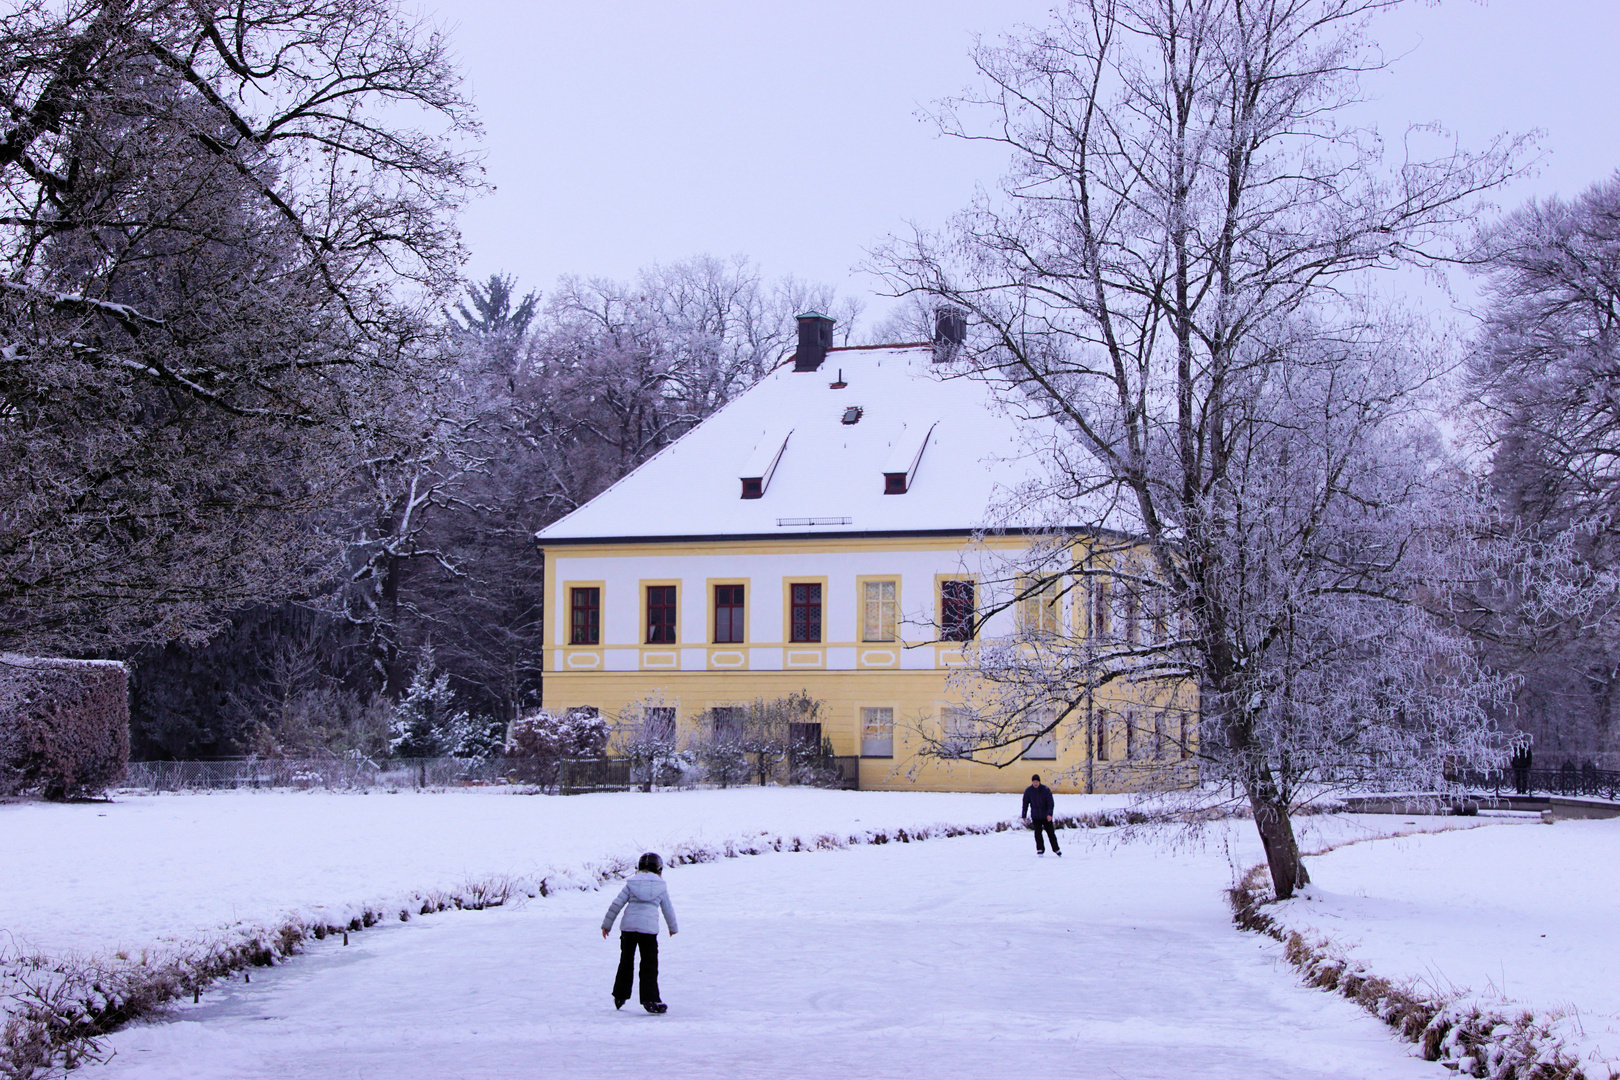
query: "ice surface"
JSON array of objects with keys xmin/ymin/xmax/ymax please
[{"xmin": 79, "ymin": 826, "xmax": 1445, "ymax": 1080}]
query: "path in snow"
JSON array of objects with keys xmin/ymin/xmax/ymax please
[{"xmin": 84, "ymin": 826, "xmax": 1441, "ymax": 1080}]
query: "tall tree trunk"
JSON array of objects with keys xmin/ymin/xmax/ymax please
[{"xmin": 1248, "ymin": 776, "xmax": 1309, "ymax": 900}]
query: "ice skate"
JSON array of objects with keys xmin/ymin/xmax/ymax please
[{"xmin": 644, "ymin": 1001, "xmax": 668, "ymax": 1014}]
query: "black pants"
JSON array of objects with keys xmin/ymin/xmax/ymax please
[
  {"xmin": 613, "ymin": 931, "xmax": 661, "ymax": 1004},
  {"xmin": 1030, "ymin": 817, "xmax": 1060, "ymax": 854}
]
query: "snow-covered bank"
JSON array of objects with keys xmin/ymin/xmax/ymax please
[{"xmin": 1265, "ymin": 818, "xmax": 1620, "ymax": 1079}]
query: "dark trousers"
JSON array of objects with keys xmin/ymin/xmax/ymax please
[
  {"xmin": 1030, "ymin": 817, "xmax": 1060, "ymax": 854},
  {"xmin": 1513, "ymin": 765, "xmax": 1530, "ymax": 795},
  {"xmin": 613, "ymin": 931, "xmax": 661, "ymax": 1004}
]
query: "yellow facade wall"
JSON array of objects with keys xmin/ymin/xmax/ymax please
[
  {"xmin": 540, "ymin": 532, "xmax": 1199, "ymax": 795},
  {"xmin": 544, "ymin": 667, "xmax": 1197, "ymax": 796}
]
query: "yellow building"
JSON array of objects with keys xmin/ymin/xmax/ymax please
[{"xmin": 536, "ymin": 314, "xmax": 1196, "ymax": 794}]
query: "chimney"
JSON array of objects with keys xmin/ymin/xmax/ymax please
[
  {"xmin": 794, "ymin": 311, "xmax": 835, "ymax": 372},
  {"xmin": 933, "ymin": 305, "xmax": 966, "ymax": 363}
]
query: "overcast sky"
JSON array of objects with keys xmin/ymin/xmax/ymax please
[{"xmin": 434, "ymin": 1, "xmax": 1620, "ymax": 326}]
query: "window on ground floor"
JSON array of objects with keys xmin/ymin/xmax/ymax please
[
  {"xmin": 711, "ymin": 705, "xmax": 742, "ymax": 742},
  {"xmin": 1022, "ymin": 708, "xmax": 1057, "ymax": 760},
  {"xmin": 644, "ymin": 706, "xmax": 676, "ymax": 742},
  {"xmin": 789, "ymin": 722, "xmax": 822, "ymax": 753},
  {"xmin": 861, "ymin": 706, "xmax": 894, "ymax": 758},
  {"xmin": 940, "ymin": 706, "xmax": 975, "ymax": 757}
]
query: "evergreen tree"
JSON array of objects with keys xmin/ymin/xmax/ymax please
[{"xmin": 388, "ymin": 649, "xmax": 466, "ymax": 758}]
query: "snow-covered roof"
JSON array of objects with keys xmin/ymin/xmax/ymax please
[{"xmin": 537, "ymin": 345, "xmax": 1105, "ymax": 543}]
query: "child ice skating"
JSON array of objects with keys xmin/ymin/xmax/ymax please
[{"xmin": 601, "ymin": 852, "xmax": 678, "ymax": 1013}]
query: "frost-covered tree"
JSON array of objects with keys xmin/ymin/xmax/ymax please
[
  {"xmin": 1469, "ymin": 174, "xmax": 1620, "ymax": 768},
  {"xmin": 875, "ymin": 0, "xmax": 1525, "ymax": 897},
  {"xmin": 613, "ymin": 696, "xmax": 691, "ymax": 791},
  {"xmin": 506, "ymin": 707, "xmax": 610, "ymax": 784},
  {"xmin": 690, "ymin": 707, "xmax": 751, "ymax": 789},
  {"xmin": 0, "ymin": 0, "xmax": 479, "ymax": 654},
  {"xmin": 448, "ymin": 273, "xmax": 540, "ymax": 373},
  {"xmin": 518, "ymin": 256, "xmax": 863, "ymax": 518},
  {"xmin": 388, "ymin": 649, "xmax": 467, "ymax": 758}
]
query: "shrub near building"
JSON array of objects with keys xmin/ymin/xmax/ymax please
[{"xmin": 0, "ymin": 656, "xmax": 130, "ymax": 799}]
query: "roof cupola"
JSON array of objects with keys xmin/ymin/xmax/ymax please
[
  {"xmin": 794, "ymin": 311, "xmax": 835, "ymax": 372},
  {"xmin": 933, "ymin": 305, "xmax": 966, "ymax": 363}
]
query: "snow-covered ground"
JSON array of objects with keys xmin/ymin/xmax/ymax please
[
  {"xmin": 1274, "ymin": 815, "xmax": 1620, "ymax": 1077},
  {"xmin": 79, "ymin": 825, "xmax": 1446, "ymax": 1080},
  {"xmin": 0, "ymin": 788, "xmax": 1058, "ymax": 958},
  {"xmin": 7, "ymin": 788, "xmax": 1613, "ymax": 1078}
]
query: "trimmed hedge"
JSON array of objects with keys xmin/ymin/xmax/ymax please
[{"xmin": 0, "ymin": 655, "xmax": 129, "ymax": 799}]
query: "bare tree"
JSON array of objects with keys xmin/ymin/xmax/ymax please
[
  {"xmin": 0, "ymin": 0, "xmax": 480, "ymax": 653},
  {"xmin": 516, "ymin": 256, "xmax": 862, "ymax": 519},
  {"xmin": 875, "ymin": 0, "xmax": 1524, "ymax": 897},
  {"xmin": 612, "ymin": 694, "xmax": 689, "ymax": 791}
]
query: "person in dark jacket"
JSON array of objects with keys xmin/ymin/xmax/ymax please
[
  {"xmin": 1510, "ymin": 739, "xmax": 1533, "ymax": 795},
  {"xmin": 1021, "ymin": 774, "xmax": 1061, "ymax": 856},
  {"xmin": 601, "ymin": 852, "xmax": 678, "ymax": 1013}
]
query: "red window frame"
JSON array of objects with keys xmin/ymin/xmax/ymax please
[
  {"xmin": 790, "ymin": 582, "xmax": 822, "ymax": 643},
  {"xmin": 714, "ymin": 584, "xmax": 745, "ymax": 643},
  {"xmin": 940, "ymin": 580, "xmax": 975, "ymax": 642},
  {"xmin": 646, "ymin": 585, "xmax": 677, "ymax": 644},
  {"xmin": 570, "ymin": 587, "xmax": 600, "ymax": 646}
]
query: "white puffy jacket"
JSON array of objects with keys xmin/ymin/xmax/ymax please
[{"xmin": 602, "ymin": 871, "xmax": 678, "ymax": 935}]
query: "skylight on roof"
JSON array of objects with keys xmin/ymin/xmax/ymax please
[{"xmin": 841, "ymin": 406, "xmax": 863, "ymax": 424}]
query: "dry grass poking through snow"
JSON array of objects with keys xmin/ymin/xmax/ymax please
[
  {"xmin": 0, "ymin": 808, "xmax": 1145, "ymax": 1079},
  {"xmin": 1228, "ymin": 859, "xmax": 1594, "ymax": 1080}
]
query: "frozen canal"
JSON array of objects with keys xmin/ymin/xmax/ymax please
[{"xmin": 83, "ymin": 826, "xmax": 1442, "ymax": 1080}]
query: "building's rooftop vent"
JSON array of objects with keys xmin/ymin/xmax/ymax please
[
  {"xmin": 794, "ymin": 311, "xmax": 835, "ymax": 372},
  {"xmin": 841, "ymin": 405, "xmax": 863, "ymax": 425}
]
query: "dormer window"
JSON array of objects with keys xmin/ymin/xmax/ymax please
[
  {"xmin": 841, "ymin": 406, "xmax": 863, "ymax": 425},
  {"xmin": 739, "ymin": 428, "xmax": 791, "ymax": 500},
  {"xmin": 881, "ymin": 421, "xmax": 935, "ymax": 497}
]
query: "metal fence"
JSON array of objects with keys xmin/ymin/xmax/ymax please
[
  {"xmin": 1458, "ymin": 765, "xmax": 1620, "ymax": 803},
  {"xmin": 824, "ymin": 756, "xmax": 860, "ymax": 789},
  {"xmin": 119, "ymin": 756, "xmax": 626, "ymax": 793}
]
